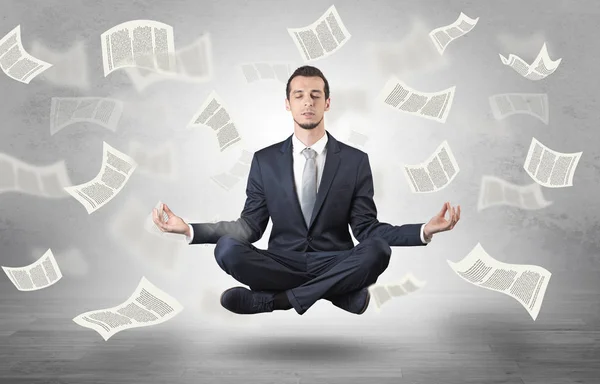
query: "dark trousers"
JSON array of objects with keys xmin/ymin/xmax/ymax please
[{"xmin": 213, "ymin": 235, "xmax": 392, "ymax": 315}]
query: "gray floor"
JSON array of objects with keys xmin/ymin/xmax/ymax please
[{"xmin": 1, "ymin": 285, "xmax": 599, "ymax": 384}]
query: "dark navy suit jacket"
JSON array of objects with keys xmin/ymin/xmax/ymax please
[{"xmin": 189, "ymin": 131, "xmax": 428, "ymax": 252}]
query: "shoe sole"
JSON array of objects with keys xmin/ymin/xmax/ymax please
[
  {"xmin": 358, "ymin": 291, "xmax": 370, "ymax": 315},
  {"xmin": 331, "ymin": 289, "xmax": 371, "ymax": 315}
]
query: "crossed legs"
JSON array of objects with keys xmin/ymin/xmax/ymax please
[{"xmin": 213, "ymin": 234, "xmax": 391, "ymax": 315}]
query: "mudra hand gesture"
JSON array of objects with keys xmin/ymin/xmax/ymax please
[
  {"xmin": 423, "ymin": 202, "xmax": 461, "ymax": 239},
  {"xmin": 152, "ymin": 203, "xmax": 191, "ymax": 237}
]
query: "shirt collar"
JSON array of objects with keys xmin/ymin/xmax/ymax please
[{"xmin": 292, "ymin": 131, "xmax": 328, "ymax": 155}]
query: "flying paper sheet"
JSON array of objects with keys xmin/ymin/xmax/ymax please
[
  {"xmin": 50, "ymin": 97, "xmax": 123, "ymax": 135},
  {"xmin": 0, "ymin": 25, "xmax": 52, "ymax": 84},
  {"xmin": 368, "ymin": 273, "xmax": 426, "ymax": 312},
  {"xmin": 72, "ymin": 276, "xmax": 183, "ymax": 340},
  {"xmin": 101, "ymin": 20, "xmax": 176, "ymax": 77},
  {"xmin": 499, "ymin": 43, "xmax": 561, "ymax": 80},
  {"xmin": 477, "ymin": 175, "xmax": 552, "ymax": 211},
  {"xmin": 64, "ymin": 142, "xmax": 137, "ymax": 214},
  {"xmin": 0, "ymin": 154, "xmax": 73, "ymax": 198},
  {"xmin": 124, "ymin": 33, "xmax": 213, "ymax": 91},
  {"xmin": 429, "ymin": 12, "xmax": 479, "ymax": 55},
  {"xmin": 402, "ymin": 140, "xmax": 460, "ymax": 193},
  {"xmin": 2, "ymin": 249, "xmax": 62, "ymax": 291},
  {"xmin": 524, "ymin": 137, "xmax": 582, "ymax": 188},
  {"xmin": 378, "ymin": 76, "xmax": 456, "ymax": 123},
  {"xmin": 448, "ymin": 243, "xmax": 551, "ymax": 320},
  {"xmin": 287, "ymin": 5, "xmax": 351, "ymax": 62},
  {"xmin": 489, "ymin": 93, "xmax": 549, "ymax": 125},
  {"xmin": 187, "ymin": 91, "xmax": 243, "ymax": 151},
  {"xmin": 210, "ymin": 149, "xmax": 254, "ymax": 191},
  {"xmin": 240, "ymin": 61, "xmax": 293, "ymax": 84}
]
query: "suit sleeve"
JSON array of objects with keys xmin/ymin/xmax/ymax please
[
  {"xmin": 188, "ymin": 154, "xmax": 270, "ymax": 245},
  {"xmin": 349, "ymin": 153, "xmax": 428, "ymax": 247}
]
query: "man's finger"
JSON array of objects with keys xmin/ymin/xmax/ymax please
[
  {"xmin": 439, "ymin": 202, "xmax": 449, "ymax": 217},
  {"xmin": 158, "ymin": 221, "xmax": 169, "ymax": 232},
  {"xmin": 447, "ymin": 207, "xmax": 455, "ymax": 226},
  {"xmin": 163, "ymin": 204, "xmax": 173, "ymax": 216},
  {"xmin": 451, "ymin": 207, "xmax": 459, "ymax": 228},
  {"xmin": 153, "ymin": 209, "xmax": 169, "ymax": 232}
]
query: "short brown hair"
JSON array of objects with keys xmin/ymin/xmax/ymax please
[{"xmin": 286, "ymin": 66, "xmax": 330, "ymax": 100}]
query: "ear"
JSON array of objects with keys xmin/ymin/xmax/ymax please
[
  {"xmin": 324, "ymin": 98, "xmax": 331, "ymax": 111},
  {"xmin": 285, "ymin": 98, "xmax": 291, "ymax": 111}
]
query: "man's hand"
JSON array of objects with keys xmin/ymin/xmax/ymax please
[
  {"xmin": 152, "ymin": 203, "xmax": 191, "ymax": 237},
  {"xmin": 423, "ymin": 202, "xmax": 461, "ymax": 239}
]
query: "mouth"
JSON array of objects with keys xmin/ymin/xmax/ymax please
[{"xmin": 302, "ymin": 112, "xmax": 315, "ymax": 117}]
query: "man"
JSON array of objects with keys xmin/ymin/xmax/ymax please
[{"xmin": 153, "ymin": 66, "xmax": 461, "ymax": 316}]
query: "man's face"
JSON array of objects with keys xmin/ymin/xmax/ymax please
[{"xmin": 285, "ymin": 76, "xmax": 330, "ymax": 130}]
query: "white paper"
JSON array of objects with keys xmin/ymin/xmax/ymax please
[
  {"xmin": 50, "ymin": 97, "xmax": 123, "ymax": 135},
  {"xmin": 402, "ymin": 140, "xmax": 460, "ymax": 193},
  {"xmin": 368, "ymin": 273, "xmax": 426, "ymax": 312},
  {"xmin": 477, "ymin": 175, "xmax": 552, "ymax": 211},
  {"xmin": 287, "ymin": 5, "xmax": 351, "ymax": 62},
  {"xmin": 72, "ymin": 276, "xmax": 183, "ymax": 340},
  {"xmin": 240, "ymin": 61, "xmax": 293, "ymax": 84},
  {"xmin": 0, "ymin": 153, "xmax": 73, "ymax": 198},
  {"xmin": 210, "ymin": 149, "xmax": 253, "ymax": 191},
  {"xmin": 100, "ymin": 20, "xmax": 176, "ymax": 77},
  {"xmin": 524, "ymin": 137, "xmax": 582, "ymax": 188},
  {"xmin": 124, "ymin": 33, "xmax": 213, "ymax": 91},
  {"xmin": 2, "ymin": 249, "xmax": 63, "ymax": 291},
  {"xmin": 489, "ymin": 93, "xmax": 549, "ymax": 125},
  {"xmin": 499, "ymin": 43, "xmax": 561, "ymax": 80},
  {"xmin": 187, "ymin": 91, "xmax": 242, "ymax": 152},
  {"xmin": 64, "ymin": 142, "xmax": 137, "ymax": 214},
  {"xmin": 377, "ymin": 76, "xmax": 455, "ymax": 123},
  {"xmin": 448, "ymin": 243, "xmax": 551, "ymax": 320},
  {"xmin": 0, "ymin": 25, "xmax": 52, "ymax": 84},
  {"xmin": 429, "ymin": 12, "xmax": 479, "ymax": 55}
]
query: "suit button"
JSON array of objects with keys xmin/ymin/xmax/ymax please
[{"xmin": 307, "ymin": 236, "xmax": 313, "ymax": 241}]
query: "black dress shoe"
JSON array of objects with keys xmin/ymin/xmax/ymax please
[
  {"xmin": 329, "ymin": 288, "xmax": 370, "ymax": 314},
  {"xmin": 220, "ymin": 287, "xmax": 277, "ymax": 314}
]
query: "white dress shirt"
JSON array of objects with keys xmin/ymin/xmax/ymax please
[
  {"xmin": 186, "ymin": 131, "xmax": 431, "ymax": 244},
  {"xmin": 292, "ymin": 131, "xmax": 328, "ymax": 198}
]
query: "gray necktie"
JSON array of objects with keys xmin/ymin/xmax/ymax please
[{"xmin": 300, "ymin": 148, "xmax": 317, "ymax": 227}]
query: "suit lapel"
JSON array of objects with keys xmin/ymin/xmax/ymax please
[
  {"xmin": 309, "ymin": 132, "xmax": 340, "ymax": 229},
  {"xmin": 278, "ymin": 135, "xmax": 306, "ymax": 229}
]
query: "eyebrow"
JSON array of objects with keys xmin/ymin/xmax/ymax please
[{"xmin": 292, "ymin": 90, "xmax": 323, "ymax": 95}]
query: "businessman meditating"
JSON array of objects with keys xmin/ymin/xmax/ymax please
[{"xmin": 153, "ymin": 66, "xmax": 461, "ymax": 316}]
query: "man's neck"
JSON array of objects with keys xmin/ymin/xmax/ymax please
[{"xmin": 294, "ymin": 126, "xmax": 326, "ymax": 147}]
